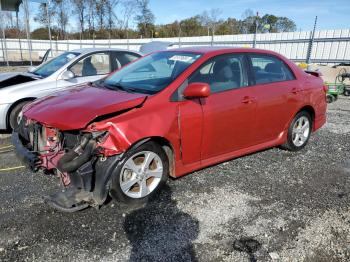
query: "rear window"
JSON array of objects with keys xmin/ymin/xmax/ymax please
[{"xmin": 249, "ymin": 54, "xmax": 295, "ymax": 84}]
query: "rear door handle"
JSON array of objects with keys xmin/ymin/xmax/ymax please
[{"xmin": 241, "ymin": 96, "xmax": 256, "ymax": 104}]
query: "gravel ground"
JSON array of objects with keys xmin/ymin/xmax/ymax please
[{"xmin": 0, "ymin": 97, "xmax": 349, "ymax": 262}]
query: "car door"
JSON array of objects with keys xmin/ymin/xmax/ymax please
[
  {"xmin": 187, "ymin": 53, "xmax": 257, "ymax": 161},
  {"xmin": 247, "ymin": 53, "xmax": 301, "ymax": 144},
  {"xmin": 56, "ymin": 52, "xmax": 112, "ymax": 89}
]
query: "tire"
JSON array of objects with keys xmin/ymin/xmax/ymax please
[
  {"xmin": 344, "ymin": 89, "xmax": 350, "ymax": 96},
  {"xmin": 281, "ymin": 111, "xmax": 312, "ymax": 152},
  {"xmin": 110, "ymin": 141, "xmax": 169, "ymax": 204},
  {"xmin": 326, "ymin": 94, "xmax": 335, "ymax": 103},
  {"xmin": 9, "ymin": 101, "xmax": 30, "ymax": 130}
]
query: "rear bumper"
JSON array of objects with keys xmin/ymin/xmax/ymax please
[
  {"xmin": 11, "ymin": 131, "xmax": 39, "ymax": 171},
  {"xmin": 314, "ymin": 113, "xmax": 326, "ymax": 131}
]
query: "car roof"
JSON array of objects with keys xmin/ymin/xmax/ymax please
[
  {"xmin": 70, "ymin": 47, "xmax": 141, "ymax": 55},
  {"xmin": 167, "ymin": 46, "xmax": 279, "ymax": 56}
]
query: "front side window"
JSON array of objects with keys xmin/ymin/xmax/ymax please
[
  {"xmin": 249, "ymin": 54, "xmax": 295, "ymax": 84},
  {"xmin": 189, "ymin": 54, "xmax": 248, "ymax": 93},
  {"xmin": 103, "ymin": 51, "xmax": 202, "ymax": 94},
  {"xmin": 70, "ymin": 53, "xmax": 110, "ymax": 77},
  {"xmin": 33, "ymin": 52, "xmax": 80, "ymax": 77}
]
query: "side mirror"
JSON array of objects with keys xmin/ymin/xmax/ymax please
[
  {"xmin": 183, "ymin": 82, "xmax": 210, "ymax": 98},
  {"xmin": 61, "ymin": 70, "xmax": 75, "ymax": 80},
  {"xmin": 27, "ymin": 66, "xmax": 36, "ymax": 73}
]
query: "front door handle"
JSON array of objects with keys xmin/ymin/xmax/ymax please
[{"xmin": 241, "ymin": 96, "xmax": 256, "ymax": 104}]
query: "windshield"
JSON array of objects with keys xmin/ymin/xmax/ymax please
[
  {"xmin": 33, "ymin": 52, "xmax": 80, "ymax": 77},
  {"xmin": 103, "ymin": 51, "xmax": 202, "ymax": 94}
]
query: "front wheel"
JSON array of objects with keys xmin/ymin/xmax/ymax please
[
  {"xmin": 110, "ymin": 141, "xmax": 169, "ymax": 204},
  {"xmin": 9, "ymin": 101, "xmax": 30, "ymax": 130},
  {"xmin": 281, "ymin": 111, "xmax": 312, "ymax": 151}
]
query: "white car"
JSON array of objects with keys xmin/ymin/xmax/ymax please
[{"xmin": 0, "ymin": 48, "xmax": 141, "ymax": 130}]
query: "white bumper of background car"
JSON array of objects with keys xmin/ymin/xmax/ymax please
[{"xmin": 0, "ymin": 103, "xmax": 11, "ymax": 130}]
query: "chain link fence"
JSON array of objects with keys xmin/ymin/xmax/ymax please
[{"xmin": 1, "ymin": 29, "xmax": 350, "ymax": 65}]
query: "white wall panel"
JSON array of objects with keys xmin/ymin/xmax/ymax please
[{"xmin": 2, "ymin": 29, "xmax": 350, "ymax": 63}]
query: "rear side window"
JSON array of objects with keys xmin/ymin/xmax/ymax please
[
  {"xmin": 189, "ymin": 54, "xmax": 248, "ymax": 93},
  {"xmin": 71, "ymin": 52, "xmax": 110, "ymax": 77},
  {"xmin": 114, "ymin": 52, "xmax": 140, "ymax": 69},
  {"xmin": 249, "ymin": 54, "xmax": 295, "ymax": 84}
]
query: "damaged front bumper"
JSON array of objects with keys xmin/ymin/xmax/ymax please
[
  {"xmin": 12, "ymin": 119, "xmax": 124, "ymax": 212},
  {"xmin": 12, "ymin": 131, "xmax": 40, "ymax": 171}
]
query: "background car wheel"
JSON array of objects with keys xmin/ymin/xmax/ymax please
[
  {"xmin": 281, "ymin": 111, "xmax": 312, "ymax": 152},
  {"xmin": 326, "ymin": 94, "xmax": 335, "ymax": 103},
  {"xmin": 110, "ymin": 141, "xmax": 169, "ymax": 204},
  {"xmin": 344, "ymin": 89, "xmax": 350, "ymax": 96},
  {"xmin": 9, "ymin": 101, "xmax": 30, "ymax": 130}
]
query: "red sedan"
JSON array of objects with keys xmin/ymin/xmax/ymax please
[{"xmin": 13, "ymin": 47, "xmax": 327, "ymax": 212}]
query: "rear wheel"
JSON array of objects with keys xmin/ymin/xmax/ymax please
[
  {"xmin": 110, "ymin": 141, "xmax": 169, "ymax": 204},
  {"xmin": 281, "ymin": 111, "xmax": 312, "ymax": 151},
  {"xmin": 9, "ymin": 101, "xmax": 30, "ymax": 130},
  {"xmin": 344, "ymin": 89, "xmax": 350, "ymax": 96}
]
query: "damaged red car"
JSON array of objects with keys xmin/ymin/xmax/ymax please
[{"xmin": 12, "ymin": 47, "xmax": 327, "ymax": 212}]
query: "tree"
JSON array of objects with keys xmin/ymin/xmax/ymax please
[
  {"xmin": 86, "ymin": 0, "xmax": 96, "ymax": 37},
  {"xmin": 34, "ymin": 3, "xmax": 55, "ymax": 28},
  {"xmin": 105, "ymin": 0, "xmax": 120, "ymax": 38},
  {"xmin": 275, "ymin": 17, "xmax": 296, "ymax": 32},
  {"xmin": 200, "ymin": 8, "xmax": 222, "ymax": 36},
  {"xmin": 72, "ymin": 0, "xmax": 86, "ymax": 39},
  {"xmin": 216, "ymin": 18, "xmax": 239, "ymax": 35},
  {"xmin": 240, "ymin": 9, "xmax": 256, "ymax": 34},
  {"xmin": 53, "ymin": 0, "xmax": 70, "ymax": 39},
  {"xmin": 120, "ymin": 0, "xmax": 136, "ymax": 30},
  {"xmin": 95, "ymin": 0, "xmax": 108, "ymax": 30},
  {"xmin": 260, "ymin": 14, "xmax": 278, "ymax": 32},
  {"xmin": 180, "ymin": 16, "xmax": 205, "ymax": 37},
  {"xmin": 135, "ymin": 0, "xmax": 155, "ymax": 38}
]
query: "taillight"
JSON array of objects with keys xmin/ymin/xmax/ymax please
[{"xmin": 323, "ymin": 85, "xmax": 328, "ymax": 93}]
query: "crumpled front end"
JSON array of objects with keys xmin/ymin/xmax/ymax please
[{"xmin": 13, "ymin": 116, "xmax": 122, "ymax": 212}]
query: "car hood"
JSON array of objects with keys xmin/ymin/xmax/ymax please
[
  {"xmin": 23, "ymin": 86, "xmax": 148, "ymax": 130},
  {"xmin": 0, "ymin": 72, "xmax": 20, "ymax": 81},
  {"xmin": 0, "ymin": 72, "xmax": 41, "ymax": 89}
]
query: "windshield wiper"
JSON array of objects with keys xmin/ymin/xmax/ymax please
[{"xmin": 103, "ymin": 82, "xmax": 133, "ymax": 93}]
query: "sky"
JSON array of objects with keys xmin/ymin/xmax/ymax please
[
  {"xmin": 148, "ymin": 0, "xmax": 350, "ymax": 31},
  {"xmin": 26, "ymin": 0, "xmax": 350, "ymax": 32}
]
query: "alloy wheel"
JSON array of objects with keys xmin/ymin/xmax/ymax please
[
  {"xmin": 292, "ymin": 116, "xmax": 310, "ymax": 147},
  {"xmin": 119, "ymin": 151, "xmax": 163, "ymax": 199}
]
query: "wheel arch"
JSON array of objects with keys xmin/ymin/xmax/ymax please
[
  {"xmin": 297, "ymin": 105, "xmax": 315, "ymax": 129},
  {"xmin": 128, "ymin": 136, "xmax": 176, "ymax": 178},
  {"xmin": 6, "ymin": 97, "xmax": 36, "ymax": 129}
]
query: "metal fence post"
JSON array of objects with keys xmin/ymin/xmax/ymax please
[
  {"xmin": 24, "ymin": 0, "xmax": 33, "ymax": 65},
  {"xmin": 178, "ymin": 23, "xmax": 182, "ymax": 48},
  {"xmin": 306, "ymin": 16, "xmax": 317, "ymax": 64},
  {"xmin": 16, "ymin": 11, "xmax": 23, "ymax": 61},
  {"xmin": 46, "ymin": 0, "xmax": 53, "ymax": 57},
  {"xmin": 0, "ymin": 2, "xmax": 9, "ymax": 67}
]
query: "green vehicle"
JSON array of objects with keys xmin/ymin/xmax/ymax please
[
  {"xmin": 324, "ymin": 82, "xmax": 345, "ymax": 103},
  {"xmin": 324, "ymin": 67, "xmax": 350, "ymax": 102}
]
